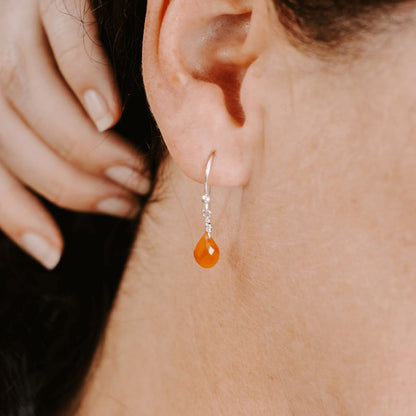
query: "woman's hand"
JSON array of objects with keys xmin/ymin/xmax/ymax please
[{"xmin": 0, "ymin": 0, "xmax": 149, "ymax": 270}]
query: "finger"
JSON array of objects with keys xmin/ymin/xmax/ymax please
[
  {"xmin": 3, "ymin": 40, "xmax": 150, "ymax": 195},
  {"xmin": 0, "ymin": 164, "xmax": 62, "ymax": 270},
  {"xmin": 0, "ymin": 98, "xmax": 139, "ymax": 218},
  {"xmin": 40, "ymin": 0, "xmax": 120, "ymax": 132}
]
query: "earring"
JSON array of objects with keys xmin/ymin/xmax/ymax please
[{"xmin": 193, "ymin": 153, "xmax": 220, "ymax": 268}]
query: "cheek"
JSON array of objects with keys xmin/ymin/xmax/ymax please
[
  {"xmin": 273, "ymin": 154, "xmax": 416, "ymax": 412},
  {"xmin": 258, "ymin": 241, "xmax": 416, "ymax": 414},
  {"xmin": 242, "ymin": 66, "xmax": 416, "ymax": 413},
  {"xmin": 319, "ymin": 283, "xmax": 416, "ymax": 413}
]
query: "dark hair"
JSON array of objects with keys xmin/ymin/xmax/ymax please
[
  {"xmin": 0, "ymin": 0, "xmax": 410, "ymax": 415},
  {"xmin": 0, "ymin": 2, "xmax": 159, "ymax": 415},
  {"xmin": 275, "ymin": 0, "xmax": 410, "ymax": 52}
]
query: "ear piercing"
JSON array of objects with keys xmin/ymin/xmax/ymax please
[{"xmin": 193, "ymin": 153, "xmax": 220, "ymax": 268}]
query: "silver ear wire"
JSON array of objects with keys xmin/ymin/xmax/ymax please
[
  {"xmin": 202, "ymin": 153, "xmax": 215, "ymax": 238},
  {"xmin": 204, "ymin": 153, "xmax": 214, "ymax": 198}
]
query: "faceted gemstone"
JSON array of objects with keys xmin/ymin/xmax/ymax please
[{"xmin": 194, "ymin": 232, "xmax": 220, "ymax": 268}]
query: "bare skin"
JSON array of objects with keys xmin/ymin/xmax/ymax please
[{"xmin": 76, "ymin": 0, "xmax": 416, "ymax": 414}]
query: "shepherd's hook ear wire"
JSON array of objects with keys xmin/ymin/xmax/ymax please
[{"xmin": 193, "ymin": 152, "xmax": 220, "ymax": 269}]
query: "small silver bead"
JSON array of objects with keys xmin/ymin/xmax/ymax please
[
  {"xmin": 202, "ymin": 210, "xmax": 212, "ymax": 218},
  {"xmin": 202, "ymin": 194, "xmax": 210, "ymax": 203}
]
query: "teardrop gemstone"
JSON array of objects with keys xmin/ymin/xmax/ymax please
[{"xmin": 194, "ymin": 232, "xmax": 220, "ymax": 268}]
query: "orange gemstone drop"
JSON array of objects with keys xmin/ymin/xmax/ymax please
[{"xmin": 194, "ymin": 232, "xmax": 220, "ymax": 268}]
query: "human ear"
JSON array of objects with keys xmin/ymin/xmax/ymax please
[{"xmin": 143, "ymin": 0, "xmax": 272, "ymax": 186}]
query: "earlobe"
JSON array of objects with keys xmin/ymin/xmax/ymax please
[{"xmin": 143, "ymin": 0, "xmax": 269, "ymax": 187}]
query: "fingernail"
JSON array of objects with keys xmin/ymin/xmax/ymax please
[
  {"xmin": 20, "ymin": 233, "xmax": 61, "ymax": 270},
  {"xmin": 106, "ymin": 166, "xmax": 151, "ymax": 194},
  {"xmin": 97, "ymin": 197, "xmax": 138, "ymax": 218},
  {"xmin": 84, "ymin": 89, "xmax": 113, "ymax": 132}
]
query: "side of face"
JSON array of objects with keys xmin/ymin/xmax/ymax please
[{"xmin": 142, "ymin": 0, "xmax": 416, "ymax": 413}]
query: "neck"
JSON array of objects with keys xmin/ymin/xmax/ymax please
[
  {"xmin": 77, "ymin": 157, "xmax": 297, "ymax": 414},
  {"xmin": 76, "ymin": 39, "xmax": 416, "ymax": 414},
  {"xmin": 76, "ymin": 136, "xmax": 416, "ymax": 415}
]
